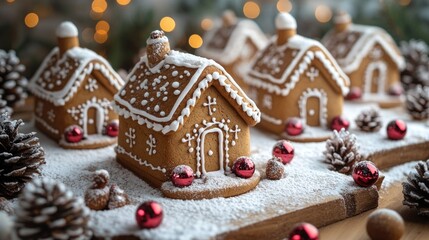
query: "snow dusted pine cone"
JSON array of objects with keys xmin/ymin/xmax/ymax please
[
  {"xmin": 84, "ymin": 169, "xmax": 110, "ymax": 210},
  {"xmin": 403, "ymin": 160, "xmax": 429, "ymax": 216},
  {"xmin": 324, "ymin": 129, "xmax": 362, "ymax": 174},
  {"xmin": 0, "ymin": 50, "xmax": 28, "ymax": 108},
  {"xmin": 400, "ymin": 40, "xmax": 429, "ymax": 90},
  {"xmin": 107, "ymin": 184, "xmax": 130, "ymax": 210},
  {"xmin": 355, "ymin": 109, "xmax": 383, "ymax": 132},
  {"xmin": 266, "ymin": 158, "xmax": 284, "ymax": 180},
  {"xmin": 0, "ymin": 113, "xmax": 45, "ymax": 199},
  {"xmin": 0, "ymin": 95, "xmax": 12, "ymax": 115},
  {"xmin": 406, "ymin": 85, "xmax": 429, "ymax": 120},
  {"xmin": 15, "ymin": 178, "xmax": 92, "ymax": 239}
]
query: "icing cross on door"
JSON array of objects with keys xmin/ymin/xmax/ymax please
[{"xmin": 203, "ymin": 96, "xmax": 217, "ymax": 116}]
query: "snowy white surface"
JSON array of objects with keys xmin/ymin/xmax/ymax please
[{"xmin": 15, "ymin": 102, "xmax": 429, "ymax": 239}]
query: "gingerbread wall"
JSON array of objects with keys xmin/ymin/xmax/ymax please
[{"xmin": 229, "ymin": 38, "xmax": 259, "ymax": 91}]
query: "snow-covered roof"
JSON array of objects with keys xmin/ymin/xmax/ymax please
[
  {"xmin": 29, "ymin": 47, "xmax": 124, "ymax": 106},
  {"xmin": 197, "ymin": 19, "xmax": 268, "ymax": 65},
  {"xmin": 113, "ymin": 50, "xmax": 261, "ymax": 135},
  {"xmin": 322, "ymin": 24, "xmax": 405, "ymax": 73},
  {"xmin": 244, "ymin": 35, "xmax": 350, "ymax": 96}
]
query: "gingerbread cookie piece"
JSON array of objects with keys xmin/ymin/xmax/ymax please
[{"xmin": 28, "ymin": 21, "xmax": 124, "ymax": 149}]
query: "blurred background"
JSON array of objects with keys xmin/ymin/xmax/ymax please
[{"xmin": 0, "ymin": 0, "xmax": 428, "ymax": 77}]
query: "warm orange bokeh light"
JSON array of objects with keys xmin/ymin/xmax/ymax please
[
  {"xmin": 243, "ymin": 1, "xmax": 260, "ymax": 19},
  {"xmin": 189, "ymin": 34, "xmax": 203, "ymax": 49},
  {"xmin": 315, "ymin": 5, "xmax": 332, "ymax": 23},
  {"xmin": 92, "ymin": 0, "xmax": 108, "ymax": 13},
  {"xmin": 116, "ymin": 0, "xmax": 131, "ymax": 6},
  {"xmin": 201, "ymin": 18, "xmax": 214, "ymax": 31},
  {"xmin": 96, "ymin": 20, "xmax": 110, "ymax": 34},
  {"xmin": 25, "ymin": 13, "xmax": 39, "ymax": 28},
  {"xmin": 277, "ymin": 0, "xmax": 292, "ymax": 13},
  {"xmin": 94, "ymin": 31, "xmax": 108, "ymax": 44},
  {"xmin": 399, "ymin": 0, "xmax": 412, "ymax": 6},
  {"xmin": 160, "ymin": 16, "xmax": 176, "ymax": 32}
]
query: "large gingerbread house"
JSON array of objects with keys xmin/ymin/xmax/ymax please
[
  {"xmin": 29, "ymin": 22, "xmax": 124, "ymax": 149},
  {"xmin": 244, "ymin": 13, "xmax": 350, "ymax": 136},
  {"xmin": 197, "ymin": 11, "xmax": 267, "ymax": 90},
  {"xmin": 113, "ymin": 31, "xmax": 261, "ymax": 193},
  {"xmin": 322, "ymin": 12, "xmax": 405, "ymax": 103}
]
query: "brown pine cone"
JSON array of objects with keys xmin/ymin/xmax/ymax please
[
  {"xmin": 85, "ymin": 169, "xmax": 110, "ymax": 210},
  {"xmin": 400, "ymin": 40, "xmax": 429, "ymax": 90},
  {"xmin": 0, "ymin": 50, "xmax": 28, "ymax": 107},
  {"xmin": 266, "ymin": 158, "xmax": 284, "ymax": 180},
  {"xmin": 403, "ymin": 160, "xmax": 429, "ymax": 216},
  {"xmin": 406, "ymin": 85, "xmax": 429, "ymax": 120},
  {"xmin": 15, "ymin": 178, "xmax": 92, "ymax": 239},
  {"xmin": 107, "ymin": 184, "xmax": 130, "ymax": 210},
  {"xmin": 355, "ymin": 109, "xmax": 382, "ymax": 132},
  {"xmin": 0, "ymin": 197, "xmax": 14, "ymax": 215}
]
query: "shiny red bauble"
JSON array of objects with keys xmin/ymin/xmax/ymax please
[
  {"xmin": 135, "ymin": 201, "xmax": 163, "ymax": 229},
  {"xmin": 105, "ymin": 120, "xmax": 119, "ymax": 137},
  {"xmin": 388, "ymin": 84, "xmax": 403, "ymax": 96},
  {"xmin": 272, "ymin": 140, "xmax": 295, "ymax": 164},
  {"xmin": 285, "ymin": 117, "xmax": 304, "ymax": 136},
  {"xmin": 232, "ymin": 156, "xmax": 255, "ymax": 178},
  {"xmin": 288, "ymin": 222, "xmax": 319, "ymax": 240},
  {"xmin": 64, "ymin": 125, "xmax": 84, "ymax": 143},
  {"xmin": 330, "ymin": 116, "xmax": 350, "ymax": 131},
  {"xmin": 346, "ymin": 87, "xmax": 362, "ymax": 100},
  {"xmin": 171, "ymin": 165, "xmax": 194, "ymax": 187},
  {"xmin": 386, "ymin": 120, "xmax": 407, "ymax": 140},
  {"xmin": 352, "ymin": 161, "xmax": 379, "ymax": 187}
]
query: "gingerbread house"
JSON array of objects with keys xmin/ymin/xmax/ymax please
[
  {"xmin": 113, "ymin": 30, "xmax": 261, "ymax": 195},
  {"xmin": 322, "ymin": 12, "xmax": 405, "ymax": 103},
  {"xmin": 244, "ymin": 13, "xmax": 350, "ymax": 136},
  {"xmin": 197, "ymin": 11, "xmax": 268, "ymax": 90},
  {"xmin": 29, "ymin": 22, "xmax": 124, "ymax": 149}
]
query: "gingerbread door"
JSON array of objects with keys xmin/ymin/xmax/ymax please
[
  {"xmin": 306, "ymin": 97, "xmax": 320, "ymax": 126},
  {"xmin": 83, "ymin": 104, "xmax": 104, "ymax": 137},
  {"xmin": 364, "ymin": 61, "xmax": 387, "ymax": 94},
  {"xmin": 200, "ymin": 128, "xmax": 224, "ymax": 173}
]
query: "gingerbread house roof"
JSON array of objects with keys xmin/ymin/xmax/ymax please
[
  {"xmin": 113, "ymin": 50, "xmax": 261, "ymax": 135},
  {"xmin": 29, "ymin": 47, "xmax": 124, "ymax": 106},
  {"xmin": 244, "ymin": 34, "xmax": 350, "ymax": 96},
  {"xmin": 322, "ymin": 24, "xmax": 405, "ymax": 73},
  {"xmin": 197, "ymin": 19, "xmax": 267, "ymax": 65}
]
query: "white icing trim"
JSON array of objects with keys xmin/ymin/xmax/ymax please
[
  {"xmin": 29, "ymin": 47, "xmax": 124, "ymax": 106},
  {"xmin": 364, "ymin": 61, "xmax": 387, "ymax": 95},
  {"xmin": 261, "ymin": 113, "xmax": 283, "ymax": 125},
  {"xmin": 82, "ymin": 102, "xmax": 105, "ymax": 137},
  {"xmin": 35, "ymin": 116, "xmax": 59, "ymax": 135},
  {"xmin": 200, "ymin": 128, "xmax": 224, "ymax": 176},
  {"xmin": 298, "ymin": 88, "xmax": 328, "ymax": 127},
  {"xmin": 115, "ymin": 146, "xmax": 167, "ymax": 173},
  {"xmin": 275, "ymin": 12, "xmax": 297, "ymax": 30},
  {"xmin": 56, "ymin": 21, "xmax": 78, "ymax": 38},
  {"xmin": 197, "ymin": 19, "xmax": 268, "ymax": 65}
]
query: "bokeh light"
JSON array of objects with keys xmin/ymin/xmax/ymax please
[
  {"xmin": 315, "ymin": 5, "xmax": 332, "ymax": 23},
  {"xmin": 94, "ymin": 31, "xmax": 108, "ymax": 44},
  {"xmin": 24, "ymin": 13, "xmax": 39, "ymax": 28},
  {"xmin": 96, "ymin": 20, "xmax": 110, "ymax": 34},
  {"xmin": 160, "ymin": 16, "xmax": 176, "ymax": 32},
  {"xmin": 399, "ymin": 0, "xmax": 412, "ymax": 6},
  {"xmin": 116, "ymin": 0, "xmax": 131, "ymax": 6},
  {"xmin": 6, "ymin": 0, "xmax": 15, "ymax": 3},
  {"xmin": 92, "ymin": 0, "xmax": 108, "ymax": 13},
  {"xmin": 277, "ymin": 0, "xmax": 292, "ymax": 13},
  {"xmin": 189, "ymin": 34, "xmax": 203, "ymax": 49},
  {"xmin": 243, "ymin": 1, "xmax": 260, "ymax": 19},
  {"xmin": 201, "ymin": 18, "xmax": 213, "ymax": 31}
]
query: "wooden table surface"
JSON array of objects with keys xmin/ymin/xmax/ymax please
[{"xmin": 319, "ymin": 183, "xmax": 429, "ymax": 240}]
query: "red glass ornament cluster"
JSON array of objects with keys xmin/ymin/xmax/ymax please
[
  {"xmin": 106, "ymin": 120, "xmax": 119, "ymax": 137},
  {"xmin": 352, "ymin": 161, "xmax": 379, "ymax": 187},
  {"xmin": 232, "ymin": 156, "xmax": 255, "ymax": 178},
  {"xmin": 64, "ymin": 125, "xmax": 84, "ymax": 143},
  {"xmin": 330, "ymin": 116, "xmax": 350, "ymax": 131},
  {"xmin": 272, "ymin": 140, "xmax": 295, "ymax": 164},
  {"xmin": 285, "ymin": 117, "xmax": 304, "ymax": 136},
  {"xmin": 345, "ymin": 87, "xmax": 362, "ymax": 100},
  {"xmin": 386, "ymin": 120, "xmax": 407, "ymax": 140},
  {"xmin": 171, "ymin": 165, "xmax": 194, "ymax": 187},
  {"xmin": 135, "ymin": 201, "xmax": 163, "ymax": 229},
  {"xmin": 288, "ymin": 222, "xmax": 319, "ymax": 240}
]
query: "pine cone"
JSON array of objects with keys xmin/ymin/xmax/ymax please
[
  {"xmin": 402, "ymin": 160, "xmax": 429, "ymax": 216},
  {"xmin": 0, "ymin": 50, "xmax": 28, "ymax": 108},
  {"xmin": 355, "ymin": 109, "xmax": 383, "ymax": 132},
  {"xmin": 400, "ymin": 40, "xmax": 429, "ymax": 90},
  {"xmin": 0, "ymin": 197, "xmax": 14, "ymax": 215},
  {"xmin": 0, "ymin": 95, "xmax": 12, "ymax": 115},
  {"xmin": 0, "ymin": 113, "xmax": 45, "ymax": 199},
  {"xmin": 85, "ymin": 169, "xmax": 110, "ymax": 210},
  {"xmin": 266, "ymin": 158, "xmax": 284, "ymax": 180},
  {"xmin": 324, "ymin": 129, "xmax": 362, "ymax": 174},
  {"xmin": 15, "ymin": 178, "xmax": 92, "ymax": 239},
  {"xmin": 107, "ymin": 184, "xmax": 130, "ymax": 210},
  {"xmin": 406, "ymin": 85, "xmax": 429, "ymax": 120}
]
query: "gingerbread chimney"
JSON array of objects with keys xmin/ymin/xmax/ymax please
[
  {"xmin": 146, "ymin": 30, "xmax": 170, "ymax": 68},
  {"xmin": 334, "ymin": 11, "xmax": 352, "ymax": 33},
  {"xmin": 222, "ymin": 10, "xmax": 237, "ymax": 27},
  {"xmin": 275, "ymin": 12, "xmax": 297, "ymax": 45},
  {"xmin": 56, "ymin": 21, "xmax": 79, "ymax": 57}
]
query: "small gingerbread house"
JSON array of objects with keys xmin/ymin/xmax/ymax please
[
  {"xmin": 197, "ymin": 11, "xmax": 268, "ymax": 90},
  {"xmin": 113, "ymin": 30, "xmax": 260, "ymax": 191},
  {"xmin": 29, "ymin": 22, "xmax": 124, "ymax": 149},
  {"xmin": 244, "ymin": 13, "xmax": 350, "ymax": 135},
  {"xmin": 322, "ymin": 12, "xmax": 405, "ymax": 101}
]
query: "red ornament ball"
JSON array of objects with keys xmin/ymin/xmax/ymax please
[
  {"xmin": 272, "ymin": 140, "xmax": 295, "ymax": 164},
  {"xmin": 388, "ymin": 84, "xmax": 403, "ymax": 96},
  {"xmin": 106, "ymin": 120, "xmax": 119, "ymax": 137},
  {"xmin": 352, "ymin": 161, "xmax": 379, "ymax": 187},
  {"xmin": 285, "ymin": 117, "xmax": 304, "ymax": 136},
  {"xmin": 330, "ymin": 116, "xmax": 350, "ymax": 131},
  {"xmin": 346, "ymin": 87, "xmax": 362, "ymax": 100},
  {"xmin": 135, "ymin": 201, "xmax": 163, "ymax": 229},
  {"xmin": 171, "ymin": 165, "xmax": 194, "ymax": 187},
  {"xmin": 64, "ymin": 125, "xmax": 84, "ymax": 143},
  {"xmin": 386, "ymin": 120, "xmax": 407, "ymax": 140},
  {"xmin": 288, "ymin": 222, "xmax": 319, "ymax": 240},
  {"xmin": 232, "ymin": 156, "xmax": 255, "ymax": 178}
]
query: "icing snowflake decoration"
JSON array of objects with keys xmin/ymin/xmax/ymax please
[
  {"xmin": 146, "ymin": 134, "xmax": 157, "ymax": 155},
  {"xmin": 203, "ymin": 96, "xmax": 217, "ymax": 116},
  {"xmin": 85, "ymin": 78, "xmax": 99, "ymax": 92},
  {"xmin": 306, "ymin": 67, "xmax": 319, "ymax": 82},
  {"xmin": 125, "ymin": 128, "xmax": 136, "ymax": 148}
]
